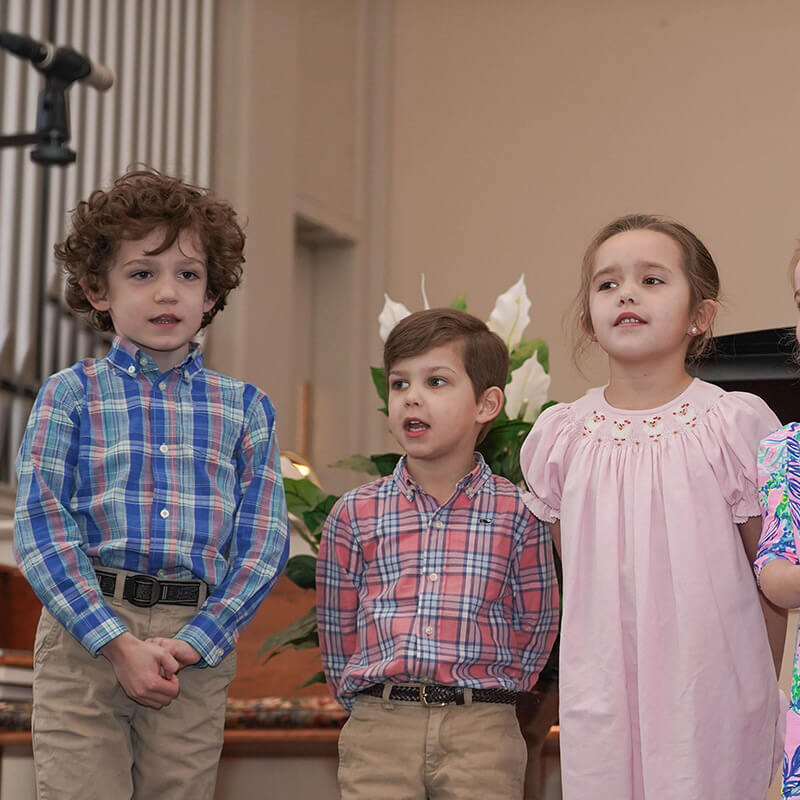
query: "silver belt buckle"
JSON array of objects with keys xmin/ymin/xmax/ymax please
[{"xmin": 419, "ymin": 684, "xmax": 447, "ymax": 707}]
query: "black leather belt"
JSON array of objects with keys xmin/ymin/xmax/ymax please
[
  {"xmin": 359, "ymin": 683, "xmax": 518, "ymax": 706},
  {"xmin": 95, "ymin": 568, "xmax": 204, "ymax": 608}
]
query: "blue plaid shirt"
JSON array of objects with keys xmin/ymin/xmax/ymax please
[{"xmin": 14, "ymin": 336, "xmax": 289, "ymax": 665}]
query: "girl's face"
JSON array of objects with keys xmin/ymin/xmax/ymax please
[
  {"xmin": 794, "ymin": 260, "xmax": 800, "ymax": 346},
  {"xmin": 587, "ymin": 229, "xmax": 701, "ymax": 367}
]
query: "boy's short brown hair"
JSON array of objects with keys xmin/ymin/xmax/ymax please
[
  {"xmin": 56, "ymin": 168, "xmax": 245, "ymax": 332},
  {"xmin": 384, "ymin": 307, "xmax": 509, "ymax": 408}
]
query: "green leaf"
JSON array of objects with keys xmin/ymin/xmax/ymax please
[
  {"xmin": 477, "ymin": 419, "xmax": 532, "ymax": 485},
  {"xmin": 535, "ymin": 341, "xmax": 549, "ymax": 373},
  {"xmin": 302, "ymin": 494, "xmax": 338, "ymax": 538},
  {"xmin": 259, "ymin": 606, "xmax": 318, "ymax": 657},
  {"xmin": 298, "ymin": 670, "xmax": 327, "ymax": 688},
  {"xmin": 285, "ymin": 554, "xmax": 317, "ymax": 590},
  {"xmin": 331, "ymin": 455, "xmax": 380, "ymax": 475},
  {"xmin": 283, "ymin": 477, "xmax": 325, "ymax": 517},
  {"xmin": 370, "ymin": 452, "xmax": 402, "ymax": 476},
  {"xmin": 449, "ymin": 294, "xmax": 467, "ymax": 311},
  {"xmin": 509, "ymin": 338, "xmax": 549, "ymax": 375},
  {"xmin": 371, "ymin": 366, "xmax": 388, "ymax": 406}
]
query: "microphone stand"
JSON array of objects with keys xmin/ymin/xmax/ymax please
[{"xmin": 0, "ymin": 72, "xmax": 76, "ymax": 165}]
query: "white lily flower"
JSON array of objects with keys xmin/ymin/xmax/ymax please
[
  {"xmin": 487, "ymin": 275, "xmax": 531, "ymax": 350},
  {"xmin": 378, "ymin": 293, "xmax": 412, "ymax": 342},
  {"xmin": 504, "ymin": 354, "xmax": 551, "ymax": 422}
]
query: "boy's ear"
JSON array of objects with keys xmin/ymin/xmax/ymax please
[
  {"xmin": 476, "ymin": 386, "xmax": 504, "ymax": 425},
  {"xmin": 203, "ymin": 293, "xmax": 218, "ymax": 314},
  {"xmin": 80, "ymin": 278, "xmax": 109, "ymax": 311}
]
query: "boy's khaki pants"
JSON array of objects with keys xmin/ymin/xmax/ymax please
[
  {"xmin": 31, "ymin": 598, "xmax": 236, "ymax": 800},
  {"xmin": 338, "ymin": 691, "xmax": 528, "ymax": 800}
]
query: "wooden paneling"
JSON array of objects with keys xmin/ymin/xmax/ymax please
[{"xmin": 0, "ymin": 565, "xmax": 40, "ymax": 651}]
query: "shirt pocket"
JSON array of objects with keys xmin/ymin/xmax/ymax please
[{"xmin": 444, "ymin": 519, "xmax": 514, "ymax": 602}]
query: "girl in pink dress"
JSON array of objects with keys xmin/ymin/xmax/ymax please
[{"xmin": 521, "ymin": 214, "xmax": 785, "ymax": 799}]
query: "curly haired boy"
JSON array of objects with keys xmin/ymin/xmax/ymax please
[{"xmin": 14, "ymin": 169, "xmax": 289, "ymax": 800}]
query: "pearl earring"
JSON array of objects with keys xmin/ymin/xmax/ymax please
[{"xmin": 690, "ymin": 326, "xmax": 699, "ymax": 335}]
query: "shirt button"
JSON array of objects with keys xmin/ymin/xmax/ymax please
[
  {"xmin": 160, "ymin": 508, "xmax": 169, "ymax": 519},
  {"xmin": 159, "ymin": 381, "xmax": 167, "ymax": 391},
  {"xmin": 157, "ymin": 569, "xmax": 167, "ymax": 578},
  {"xmin": 424, "ymin": 626, "xmax": 433, "ymax": 636},
  {"xmin": 127, "ymin": 365, "xmax": 136, "ymax": 374},
  {"xmin": 433, "ymin": 520, "xmax": 444, "ymax": 530},
  {"xmin": 139, "ymin": 357, "xmax": 147, "ymax": 365},
  {"xmin": 429, "ymin": 573, "xmax": 439, "ymax": 583},
  {"xmin": 159, "ymin": 443, "xmax": 169, "ymax": 454}
]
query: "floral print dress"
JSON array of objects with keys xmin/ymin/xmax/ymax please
[{"xmin": 756, "ymin": 423, "xmax": 800, "ymax": 798}]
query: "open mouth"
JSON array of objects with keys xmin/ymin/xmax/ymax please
[
  {"xmin": 150, "ymin": 314, "xmax": 180, "ymax": 325},
  {"xmin": 404, "ymin": 418, "xmax": 430, "ymax": 433},
  {"xmin": 614, "ymin": 313, "xmax": 645, "ymax": 326}
]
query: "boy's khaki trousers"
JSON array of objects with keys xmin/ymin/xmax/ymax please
[
  {"xmin": 338, "ymin": 691, "xmax": 528, "ymax": 800},
  {"xmin": 31, "ymin": 595, "xmax": 236, "ymax": 800}
]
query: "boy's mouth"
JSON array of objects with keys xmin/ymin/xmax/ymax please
[
  {"xmin": 150, "ymin": 314, "xmax": 180, "ymax": 325},
  {"xmin": 404, "ymin": 418, "xmax": 430, "ymax": 433}
]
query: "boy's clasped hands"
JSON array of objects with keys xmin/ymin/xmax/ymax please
[{"xmin": 100, "ymin": 633, "xmax": 200, "ymax": 709}]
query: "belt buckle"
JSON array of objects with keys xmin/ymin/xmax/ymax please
[
  {"xmin": 127, "ymin": 574, "xmax": 161, "ymax": 608},
  {"xmin": 419, "ymin": 684, "xmax": 447, "ymax": 707}
]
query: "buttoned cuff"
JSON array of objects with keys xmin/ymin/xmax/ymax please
[
  {"xmin": 82, "ymin": 613, "xmax": 129, "ymax": 657},
  {"xmin": 175, "ymin": 613, "xmax": 235, "ymax": 667}
]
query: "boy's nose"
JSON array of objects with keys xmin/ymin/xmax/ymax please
[{"xmin": 154, "ymin": 281, "xmax": 179, "ymax": 302}]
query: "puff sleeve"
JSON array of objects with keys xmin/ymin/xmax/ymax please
[
  {"xmin": 520, "ymin": 402, "xmax": 575, "ymax": 523},
  {"xmin": 754, "ymin": 425, "xmax": 800, "ymax": 580},
  {"xmin": 700, "ymin": 392, "xmax": 781, "ymax": 524}
]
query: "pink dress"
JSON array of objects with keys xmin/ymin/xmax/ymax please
[{"xmin": 521, "ymin": 379, "xmax": 783, "ymax": 799}]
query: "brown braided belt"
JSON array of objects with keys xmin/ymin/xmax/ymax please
[{"xmin": 359, "ymin": 683, "xmax": 518, "ymax": 707}]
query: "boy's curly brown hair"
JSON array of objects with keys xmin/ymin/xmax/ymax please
[{"xmin": 55, "ymin": 168, "xmax": 245, "ymax": 332}]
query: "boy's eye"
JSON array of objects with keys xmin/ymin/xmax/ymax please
[
  {"xmin": 130, "ymin": 270, "xmax": 152, "ymax": 280},
  {"xmin": 390, "ymin": 379, "xmax": 408, "ymax": 391},
  {"xmin": 597, "ymin": 280, "xmax": 617, "ymax": 291},
  {"xmin": 643, "ymin": 276, "xmax": 664, "ymax": 286},
  {"xmin": 179, "ymin": 270, "xmax": 201, "ymax": 280},
  {"xmin": 428, "ymin": 376, "xmax": 447, "ymax": 387}
]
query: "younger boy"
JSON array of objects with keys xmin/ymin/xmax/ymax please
[
  {"xmin": 316, "ymin": 308, "xmax": 559, "ymax": 800},
  {"xmin": 14, "ymin": 169, "xmax": 289, "ymax": 800}
]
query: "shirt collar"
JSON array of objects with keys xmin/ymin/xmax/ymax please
[
  {"xmin": 392, "ymin": 452, "xmax": 491, "ymax": 502},
  {"xmin": 106, "ymin": 335, "xmax": 204, "ymax": 381}
]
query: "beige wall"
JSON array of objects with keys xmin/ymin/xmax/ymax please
[
  {"xmin": 388, "ymin": 0, "xmax": 800, "ymax": 404},
  {"xmin": 213, "ymin": 0, "xmax": 800, "ymax": 476}
]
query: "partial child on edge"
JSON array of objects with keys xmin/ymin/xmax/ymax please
[
  {"xmin": 316, "ymin": 308, "xmax": 559, "ymax": 800},
  {"xmin": 521, "ymin": 214, "xmax": 786, "ymax": 800},
  {"xmin": 13, "ymin": 169, "xmax": 289, "ymax": 800},
  {"xmin": 755, "ymin": 244, "xmax": 800, "ymax": 799}
]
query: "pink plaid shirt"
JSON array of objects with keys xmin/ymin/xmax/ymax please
[{"xmin": 316, "ymin": 455, "xmax": 559, "ymax": 710}]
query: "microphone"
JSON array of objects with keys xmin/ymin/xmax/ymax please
[{"xmin": 0, "ymin": 31, "xmax": 114, "ymax": 91}]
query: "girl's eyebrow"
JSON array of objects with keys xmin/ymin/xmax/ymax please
[
  {"xmin": 593, "ymin": 261, "xmax": 670, "ymax": 280},
  {"xmin": 592, "ymin": 266, "xmax": 618, "ymax": 281},
  {"xmin": 635, "ymin": 260, "xmax": 670, "ymax": 272}
]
